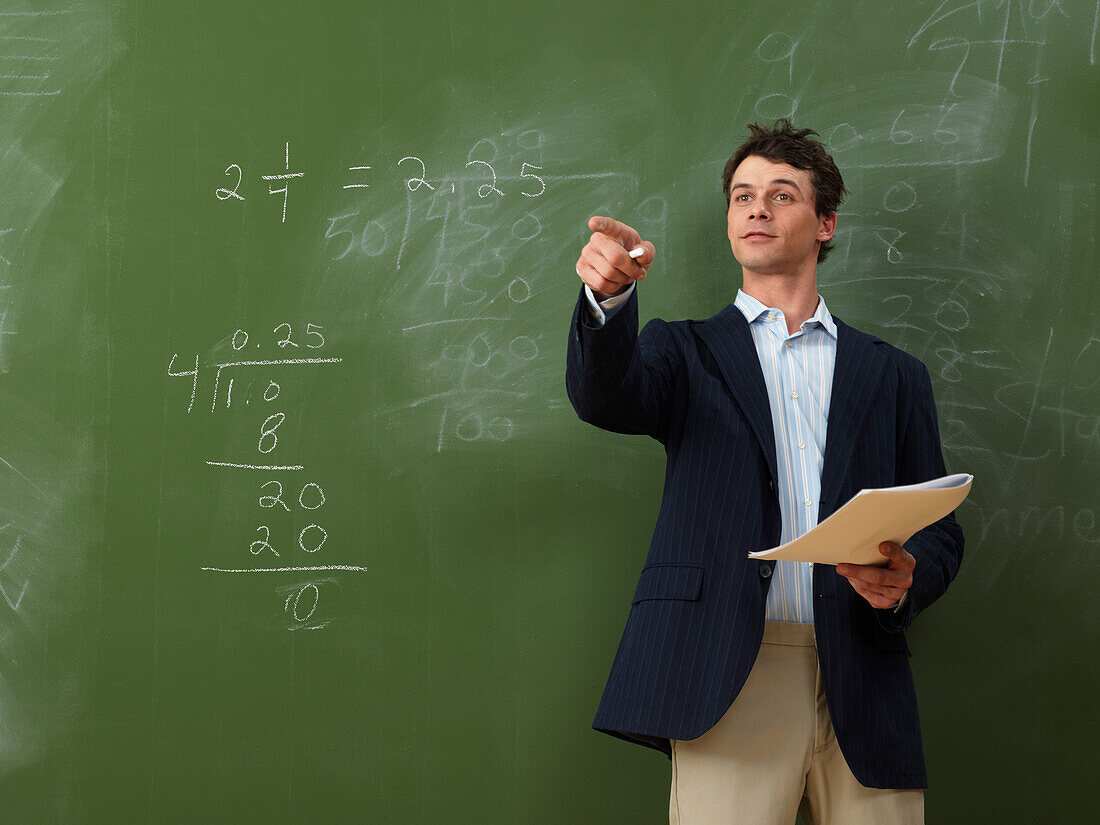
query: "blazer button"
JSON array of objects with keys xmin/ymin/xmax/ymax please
[{"xmin": 759, "ymin": 564, "xmax": 773, "ymax": 579}]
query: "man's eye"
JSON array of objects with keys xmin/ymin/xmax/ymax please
[{"xmin": 776, "ymin": 193, "xmax": 791, "ymax": 201}]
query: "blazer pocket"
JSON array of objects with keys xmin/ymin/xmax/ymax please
[{"xmin": 631, "ymin": 563, "xmax": 705, "ymax": 605}]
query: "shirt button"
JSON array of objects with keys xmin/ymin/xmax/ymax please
[
  {"xmin": 785, "ymin": 341, "xmax": 792, "ymax": 348},
  {"xmin": 791, "ymin": 391, "xmax": 799, "ymax": 399},
  {"xmin": 798, "ymin": 442, "xmax": 806, "ymax": 450},
  {"xmin": 804, "ymin": 497, "xmax": 812, "ymax": 506}
]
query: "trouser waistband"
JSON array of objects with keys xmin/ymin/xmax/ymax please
[{"xmin": 761, "ymin": 620, "xmax": 815, "ymax": 647}]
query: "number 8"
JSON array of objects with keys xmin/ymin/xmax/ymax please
[{"xmin": 259, "ymin": 413, "xmax": 285, "ymax": 454}]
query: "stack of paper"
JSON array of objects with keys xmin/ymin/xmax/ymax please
[{"xmin": 748, "ymin": 473, "xmax": 973, "ymax": 566}]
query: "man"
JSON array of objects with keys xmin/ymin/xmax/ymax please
[{"xmin": 566, "ymin": 121, "xmax": 964, "ymax": 824}]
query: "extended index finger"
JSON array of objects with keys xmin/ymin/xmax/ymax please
[{"xmin": 588, "ymin": 215, "xmax": 641, "ymax": 248}]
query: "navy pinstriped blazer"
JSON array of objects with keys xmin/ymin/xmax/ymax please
[{"xmin": 566, "ymin": 287, "xmax": 964, "ymax": 790}]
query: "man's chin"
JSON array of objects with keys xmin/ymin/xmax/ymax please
[{"xmin": 734, "ymin": 257, "xmax": 790, "ymax": 276}]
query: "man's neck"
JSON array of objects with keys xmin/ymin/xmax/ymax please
[{"xmin": 741, "ymin": 272, "xmax": 821, "ymax": 335}]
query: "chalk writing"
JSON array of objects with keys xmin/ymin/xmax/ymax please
[
  {"xmin": 216, "ymin": 164, "xmax": 244, "ymax": 201},
  {"xmin": 260, "ymin": 142, "xmax": 305, "ymax": 223},
  {"xmin": 0, "ymin": 8, "xmax": 75, "ymax": 98},
  {"xmin": 277, "ymin": 579, "xmax": 335, "ymax": 631},
  {"xmin": 308, "ymin": 129, "xmax": 568, "ymax": 453},
  {"xmin": 1093, "ymin": 1, "xmax": 1099, "ymax": 64},
  {"xmin": 751, "ymin": 2, "xmax": 1100, "ymax": 599},
  {"xmin": 756, "ymin": 31, "xmax": 798, "ymax": 82},
  {"xmin": 219, "ymin": 145, "xmax": 548, "ymax": 224},
  {"xmin": 172, "ymin": 322, "xmax": 362, "ymax": 629},
  {"xmin": 0, "ymin": 526, "xmax": 26, "ymax": 612}
]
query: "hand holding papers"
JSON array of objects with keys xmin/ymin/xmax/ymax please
[{"xmin": 748, "ymin": 473, "xmax": 973, "ymax": 567}]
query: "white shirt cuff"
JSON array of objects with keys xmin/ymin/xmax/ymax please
[{"xmin": 583, "ymin": 282, "xmax": 635, "ymax": 326}]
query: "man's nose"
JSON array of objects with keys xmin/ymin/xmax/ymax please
[{"xmin": 749, "ymin": 203, "xmax": 770, "ymax": 219}]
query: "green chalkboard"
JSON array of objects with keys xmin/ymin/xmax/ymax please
[{"xmin": 0, "ymin": 0, "xmax": 1096, "ymax": 822}]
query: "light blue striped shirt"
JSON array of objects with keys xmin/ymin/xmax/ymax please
[
  {"xmin": 586, "ymin": 284, "xmax": 837, "ymax": 624},
  {"xmin": 733, "ymin": 289, "xmax": 837, "ymax": 623}
]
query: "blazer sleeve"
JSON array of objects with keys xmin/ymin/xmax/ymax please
[
  {"xmin": 565, "ymin": 285, "xmax": 681, "ymax": 443},
  {"xmin": 878, "ymin": 361, "xmax": 965, "ymax": 632}
]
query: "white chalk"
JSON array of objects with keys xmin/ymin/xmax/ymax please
[{"xmin": 628, "ymin": 246, "xmax": 645, "ymax": 259}]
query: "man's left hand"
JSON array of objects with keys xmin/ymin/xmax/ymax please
[{"xmin": 836, "ymin": 542, "xmax": 914, "ymax": 609}]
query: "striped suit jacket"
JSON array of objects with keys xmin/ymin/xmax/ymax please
[{"xmin": 565, "ymin": 287, "xmax": 964, "ymax": 789}]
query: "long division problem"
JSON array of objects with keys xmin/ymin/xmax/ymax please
[{"xmin": 169, "ymin": 322, "xmax": 362, "ymax": 630}]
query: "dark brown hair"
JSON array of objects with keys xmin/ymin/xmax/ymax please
[{"xmin": 722, "ymin": 120, "xmax": 848, "ymax": 263}]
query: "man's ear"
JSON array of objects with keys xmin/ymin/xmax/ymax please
[{"xmin": 818, "ymin": 211, "xmax": 837, "ymax": 242}]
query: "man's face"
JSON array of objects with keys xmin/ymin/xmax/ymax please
[{"xmin": 726, "ymin": 155, "xmax": 836, "ymax": 276}]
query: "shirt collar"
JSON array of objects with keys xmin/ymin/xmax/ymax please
[{"xmin": 734, "ymin": 289, "xmax": 837, "ymax": 339}]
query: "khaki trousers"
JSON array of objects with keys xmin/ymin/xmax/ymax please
[{"xmin": 669, "ymin": 622, "xmax": 924, "ymax": 825}]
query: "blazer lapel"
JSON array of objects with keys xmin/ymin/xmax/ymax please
[
  {"xmin": 819, "ymin": 318, "xmax": 888, "ymax": 511},
  {"xmin": 693, "ymin": 305, "xmax": 778, "ymax": 484}
]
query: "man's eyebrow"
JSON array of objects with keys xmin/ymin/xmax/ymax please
[
  {"xmin": 770, "ymin": 178, "xmax": 804, "ymax": 192},
  {"xmin": 730, "ymin": 178, "xmax": 805, "ymax": 192}
]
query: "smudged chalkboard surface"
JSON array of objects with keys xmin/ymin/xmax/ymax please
[{"xmin": 0, "ymin": 1, "xmax": 1095, "ymax": 823}]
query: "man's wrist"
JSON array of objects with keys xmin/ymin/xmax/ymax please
[{"xmin": 584, "ymin": 283, "xmax": 635, "ymax": 325}]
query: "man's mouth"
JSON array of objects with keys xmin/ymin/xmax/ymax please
[{"xmin": 743, "ymin": 231, "xmax": 775, "ymax": 239}]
